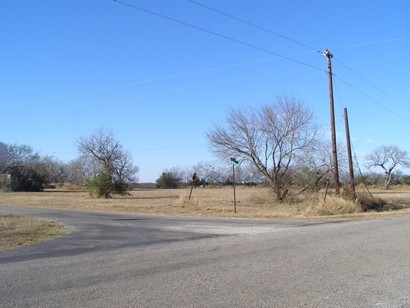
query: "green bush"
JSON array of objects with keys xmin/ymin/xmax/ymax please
[
  {"xmin": 5, "ymin": 166, "xmax": 47, "ymax": 192},
  {"xmin": 156, "ymin": 172, "xmax": 182, "ymax": 189},
  {"xmin": 86, "ymin": 172, "xmax": 129, "ymax": 198}
]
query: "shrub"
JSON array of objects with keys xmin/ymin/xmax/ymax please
[
  {"xmin": 86, "ymin": 172, "xmax": 129, "ymax": 198},
  {"xmin": 356, "ymin": 194, "xmax": 387, "ymax": 212},
  {"xmin": 5, "ymin": 166, "xmax": 47, "ymax": 192},
  {"xmin": 0, "ymin": 174, "xmax": 11, "ymax": 191},
  {"xmin": 156, "ymin": 172, "xmax": 182, "ymax": 189}
]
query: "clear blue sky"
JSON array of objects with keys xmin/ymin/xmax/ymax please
[{"xmin": 2, "ymin": 0, "xmax": 410, "ymax": 182}]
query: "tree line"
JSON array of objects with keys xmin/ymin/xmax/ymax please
[
  {"xmin": 155, "ymin": 160, "xmax": 410, "ymax": 189},
  {"xmin": 0, "ymin": 128, "xmax": 139, "ymax": 197},
  {"xmin": 1, "ymin": 96, "xmax": 409, "ymax": 198}
]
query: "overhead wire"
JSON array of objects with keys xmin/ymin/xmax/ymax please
[
  {"xmin": 332, "ymin": 73, "xmax": 410, "ymax": 124},
  {"xmin": 330, "ymin": 35, "xmax": 410, "ymax": 50},
  {"xmin": 7, "ymin": 52, "xmax": 312, "ymax": 110},
  {"xmin": 189, "ymin": 0, "xmax": 321, "ymax": 53},
  {"xmin": 188, "ymin": 0, "xmax": 410, "ymax": 119},
  {"xmin": 329, "ymin": 70, "xmax": 346, "ymax": 132},
  {"xmin": 189, "ymin": 1, "xmax": 410, "ymax": 126},
  {"xmin": 133, "ymin": 143, "xmax": 206, "ymax": 152},
  {"xmin": 40, "ymin": 143, "xmax": 208, "ymax": 158},
  {"xmin": 112, "ymin": 0, "xmax": 324, "ymax": 73},
  {"xmin": 333, "ymin": 57, "xmax": 410, "ymax": 112},
  {"xmin": 17, "ymin": 0, "xmax": 405, "ymax": 129},
  {"xmin": 10, "ymin": 1, "xmax": 406, "ymax": 117},
  {"xmin": 2, "ymin": 52, "xmax": 314, "ymax": 109}
]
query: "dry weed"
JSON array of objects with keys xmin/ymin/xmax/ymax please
[
  {"xmin": 305, "ymin": 194, "xmax": 361, "ymax": 216},
  {"xmin": 176, "ymin": 195, "xmax": 201, "ymax": 207}
]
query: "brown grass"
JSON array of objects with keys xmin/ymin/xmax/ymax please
[
  {"xmin": 0, "ymin": 215, "xmax": 66, "ymax": 250},
  {"xmin": 1, "ymin": 186, "xmax": 410, "ymax": 219},
  {"xmin": 1, "ymin": 186, "xmax": 409, "ymax": 251}
]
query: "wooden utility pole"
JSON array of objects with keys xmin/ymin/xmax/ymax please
[
  {"xmin": 344, "ymin": 108, "xmax": 356, "ymax": 198},
  {"xmin": 189, "ymin": 172, "xmax": 197, "ymax": 200},
  {"xmin": 324, "ymin": 49, "xmax": 340, "ymax": 194}
]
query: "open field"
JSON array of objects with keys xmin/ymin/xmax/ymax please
[
  {"xmin": 1, "ymin": 186, "xmax": 409, "ymax": 251},
  {"xmin": 1, "ymin": 186, "xmax": 410, "ymax": 219}
]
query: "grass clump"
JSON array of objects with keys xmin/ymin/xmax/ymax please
[{"xmin": 305, "ymin": 194, "xmax": 361, "ymax": 216}]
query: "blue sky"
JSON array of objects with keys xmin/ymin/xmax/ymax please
[{"xmin": 2, "ymin": 0, "xmax": 410, "ymax": 182}]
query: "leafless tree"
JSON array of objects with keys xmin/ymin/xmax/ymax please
[
  {"xmin": 0, "ymin": 143, "xmax": 57, "ymax": 191},
  {"xmin": 192, "ymin": 161, "xmax": 226, "ymax": 184},
  {"xmin": 77, "ymin": 128, "xmax": 138, "ymax": 183},
  {"xmin": 294, "ymin": 140, "xmax": 348, "ymax": 189},
  {"xmin": 207, "ymin": 96, "xmax": 320, "ymax": 200},
  {"xmin": 4, "ymin": 144, "xmax": 40, "ymax": 165},
  {"xmin": 365, "ymin": 145, "xmax": 410, "ymax": 189},
  {"xmin": 0, "ymin": 142, "xmax": 7, "ymax": 165},
  {"xmin": 41, "ymin": 156, "xmax": 67, "ymax": 184},
  {"xmin": 65, "ymin": 156, "xmax": 100, "ymax": 185}
]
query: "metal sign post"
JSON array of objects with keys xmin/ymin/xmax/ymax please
[{"xmin": 229, "ymin": 158, "xmax": 240, "ymax": 213}]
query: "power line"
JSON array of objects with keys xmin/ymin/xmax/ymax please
[
  {"xmin": 2, "ymin": 53, "xmax": 313, "ymax": 109},
  {"xmin": 189, "ymin": 0, "xmax": 410, "ymax": 124},
  {"xmin": 333, "ymin": 57, "xmax": 410, "ymax": 112},
  {"xmin": 330, "ymin": 35, "xmax": 410, "ymax": 50},
  {"xmin": 133, "ymin": 143, "xmax": 206, "ymax": 152},
  {"xmin": 189, "ymin": 0, "xmax": 321, "ymax": 53},
  {"xmin": 113, "ymin": 0, "xmax": 324, "ymax": 73},
  {"xmin": 102, "ymin": 1, "xmax": 410, "ymax": 129},
  {"xmin": 332, "ymin": 73, "xmax": 410, "ymax": 124}
]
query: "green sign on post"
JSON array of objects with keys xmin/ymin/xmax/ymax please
[
  {"xmin": 229, "ymin": 158, "xmax": 240, "ymax": 213},
  {"xmin": 228, "ymin": 157, "xmax": 240, "ymax": 166}
]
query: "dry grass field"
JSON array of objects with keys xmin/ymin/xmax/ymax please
[
  {"xmin": 1, "ymin": 185, "xmax": 410, "ymax": 219},
  {"xmin": 1, "ymin": 186, "xmax": 409, "ymax": 250},
  {"xmin": 0, "ymin": 215, "xmax": 66, "ymax": 250}
]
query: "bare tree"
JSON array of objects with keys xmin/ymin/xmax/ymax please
[
  {"xmin": 365, "ymin": 145, "xmax": 410, "ymax": 189},
  {"xmin": 207, "ymin": 96, "xmax": 320, "ymax": 200},
  {"xmin": 0, "ymin": 143, "xmax": 51, "ymax": 191},
  {"xmin": 77, "ymin": 128, "xmax": 138, "ymax": 196},
  {"xmin": 5, "ymin": 144, "xmax": 40, "ymax": 165},
  {"xmin": 65, "ymin": 156, "xmax": 101, "ymax": 185},
  {"xmin": 41, "ymin": 156, "xmax": 67, "ymax": 184},
  {"xmin": 77, "ymin": 128, "xmax": 138, "ymax": 182},
  {"xmin": 192, "ymin": 161, "xmax": 226, "ymax": 185},
  {"xmin": 239, "ymin": 163, "xmax": 265, "ymax": 185},
  {"xmin": 0, "ymin": 142, "xmax": 7, "ymax": 165},
  {"xmin": 294, "ymin": 140, "xmax": 348, "ymax": 190}
]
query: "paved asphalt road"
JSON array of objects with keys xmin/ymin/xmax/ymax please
[{"xmin": 1, "ymin": 205, "xmax": 410, "ymax": 307}]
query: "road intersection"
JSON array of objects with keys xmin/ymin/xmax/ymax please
[{"xmin": 1, "ymin": 205, "xmax": 409, "ymax": 307}]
